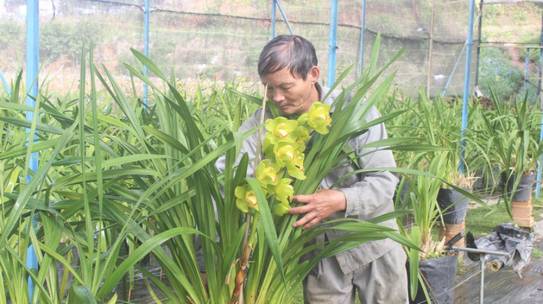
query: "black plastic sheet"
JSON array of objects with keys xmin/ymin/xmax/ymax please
[{"xmin": 470, "ymin": 223, "xmax": 534, "ymax": 277}]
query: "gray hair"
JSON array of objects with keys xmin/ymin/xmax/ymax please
[{"xmin": 257, "ymin": 35, "xmax": 318, "ymax": 80}]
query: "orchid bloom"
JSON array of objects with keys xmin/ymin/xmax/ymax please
[
  {"xmin": 298, "ymin": 101, "xmax": 332, "ymax": 135},
  {"xmin": 234, "ymin": 184, "xmax": 259, "ymax": 213}
]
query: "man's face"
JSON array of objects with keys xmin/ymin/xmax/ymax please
[{"xmin": 261, "ymin": 66, "xmax": 320, "ymax": 116}]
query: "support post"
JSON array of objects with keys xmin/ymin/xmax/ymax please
[
  {"xmin": 538, "ymin": 12, "xmax": 543, "ymax": 97},
  {"xmin": 536, "ymin": 13, "xmax": 543, "ymax": 198},
  {"xmin": 275, "ymin": 0, "xmax": 294, "ymax": 35},
  {"xmin": 271, "ymin": 0, "xmax": 277, "ymax": 38},
  {"xmin": 25, "ymin": 0, "xmax": 40, "ymax": 300},
  {"xmin": 480, "ymin": 255, "xmax": 486, "ymax": 304},
  {"xmin": 426, "ymin": 2, "xmax": 435, "ymax": 97},
  {"xmin": 327, "ymin": 0, "xmax": 339, "ymax": 86},
  {"xmin": 524, "ymin": 48, "xmax": 530, "ymax": 92},
  {"xmin": 356, "ymin": 0, "xmax": 367, "ymax": 77},
  {"xmin": 459, "ymin": 0, "xmax": 476, "ymax": 174},
  {"xmin": 474, "ymin": 0, "xmax": 484, "ymax": 88},
  {"xmin": 143, "ymin": 0, "xmax": 150, "ymax": 107}
]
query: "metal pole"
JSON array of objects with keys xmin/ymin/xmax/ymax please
[
  {"xmin": 459, "ymin": 0, "xmax": 476, "ymax": 174},
  {"xmin": 536, "ymin": 13, "xmax": 543, "ymax": 198},
  {"xmin": 327, "ymin": 0, "xmax": 339, "ymax": 86},
  {"xmin": 275, "ymin": 0, "xmax": 294, "ymax": 35},
  {"xmin": 356, "ymin": 0, "xmax": 367, "ymax": 77},
  {"xmin": 474, "ymin": 0, "xmax": 484, "ymax": 88},
  {"xmin": 143, "ymin": 0, "xmax": 150, "ymax": 108},
  {"xmin": 25, "ymin": 0, "xmax": 39, "ymax": 300},
  {"xmin": 426, "ymin": 3, "xmax": 435, "ymax": 98},
  {"xmin": 271, "ymin": 0, "xmax": 277, "ymax": 38},
  {"xmin": 538, "ymin": 12, "xmax": 543, "ymax": 97},
  {"xmin": 449, "ymin": 247, "xmax": 509, "ymax": 304},
  {"xmin": 480, "ymin": 255, "xmax": 486, "ymax": 304},
  {"xmin": 524, "ymin": 48, "xmax": 530, "ymax": 92},
  {"xmin": 536, "ymin": 117, "xmax": 543, "ymax": 201},
  {"xmin": 441, "ymin": 42, "xmax": 467, "ymax": 96},
  {"xmin": 0, "ymin": 71, "xmax": 10, "ymax": 95}
]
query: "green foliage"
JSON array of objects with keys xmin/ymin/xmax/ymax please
[
  {"xmin": 479, "ymin": 48, "xmax": 523, "ymax": 100},
  {"xmin": 0, "ymin": 20, "xmax": 23, "ymax": 49},
  {"xmin": 188, "ymin": 81, "xmax": 259, "ymax": 136},
  {"xmin": 520, "ymin": 48, "xmax": 541, "ymax": 63},
  {"xmin": 41, "ymin": 21, "xmax": 103, "ymax": 63},
  {"xmin": 0, "ymin": 42, "xmax": 418, "ymax": 303}
]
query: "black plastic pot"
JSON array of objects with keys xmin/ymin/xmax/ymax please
[
  {"xmin": 502, "ymin": 171, "xmax": 535, "ymax": 201},
  {"xmin": 437, "ymin": 188, "xmax": 469, "ymax": 224},
  {"xmin": 410, "ymin": 255, "xmax": 457, "ymax": 304},
  {"xmin": 473, "ymin": 166, "xmax": 501, "ymax": 193}
]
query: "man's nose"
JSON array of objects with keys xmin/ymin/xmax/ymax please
[{"xmin": 272, "ymin": 90, "xmax": 285, "ymax": 103}]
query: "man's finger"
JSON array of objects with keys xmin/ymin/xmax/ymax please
[
  {"xmin": 304, "ymin": 217, "xmax": 321, "ymax": 229},
  {"xmin": 288, "ymin": 205, "xmax": 312, "ymax": 215},
  {"xmin": 293, "ymin": 211, "xmax": 317, "ymax": 228},
  {"xmin": 292, "ymin": 194, "xmax": 313, "ymax": 203}
]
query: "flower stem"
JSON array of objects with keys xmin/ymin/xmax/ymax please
[{"xmin": 230, "ymin": 85, "xmax": 268, "ymax": 304}]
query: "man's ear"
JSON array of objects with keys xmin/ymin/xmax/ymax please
[{"xmin": 308, "ymin": 66, "xmax": 320, "ymax": 83}]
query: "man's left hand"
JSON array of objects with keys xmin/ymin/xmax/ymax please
[{"xmin": 289, "ymin": 189, "xmax": 347, "ymax": 229}]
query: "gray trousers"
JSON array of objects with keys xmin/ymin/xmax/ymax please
[{"xmin": 303, "ymin": 245, "xmax": 408, "ymax": 304}]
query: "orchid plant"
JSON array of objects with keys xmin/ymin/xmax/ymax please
[
  {"xmin": 0, "ymin": 37, "xmax": 419, "ymax": 304},
  {"xmin": 234, "ymin": 102, "xmax": 332, "ymax": 216}
]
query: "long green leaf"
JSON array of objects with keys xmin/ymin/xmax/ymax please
[
  {"xmin": 246, "ymin": 178, "xmax": 285, "ymax": 283},
  {"xmin": 0, "ymin": 123, "xmax": 76, "ymax": 247}
]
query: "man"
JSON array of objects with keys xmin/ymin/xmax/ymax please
[{"xmin": 225, "ymin": 35, "xmax": 408, "ymax": 303}]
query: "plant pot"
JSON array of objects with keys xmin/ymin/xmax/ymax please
[
  {"xmin": 503, "ymin": 171, "xmax": 535, "ymax": 228},
  {"xmin": 501, "ymin": 171, "xmax": 535, "ymax": 201},
  {"xmin": 472, "ymin": 165, "xmax": 501, "ymax": 193},
  {"xmin": 437, "ymin": 188, "xmax": 469, "ymax": 225},
  {"xmin": 440, "ymin": 223, "xmax": 465, "ymax": 248},
  {"xmin": 510, "ymin": 172, "xmax": 535, "ymax": 202},
  {"xmin": 410, "ymin": 255, "xmax": 457, "ymax": 304}
]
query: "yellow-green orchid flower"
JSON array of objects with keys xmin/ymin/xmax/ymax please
[
  {"xmin": 293, "ymin": 125, "xmax": 311, "ymax": 148},
  {"xmin": 274, "ymin": 142, "xmax": 296, "ymax": 162},
  {"xmin": 265, "ymin": 117, "xmax": 299, "ymax": 145},
  {"xmin": 234, "ymin": 184, "xmax": 259, "ymax": 213},
  {"xmin": 286, "ymin": 163, "xmax": 306, "ymax": 180},
  {"xmin": 274, "ymin": 178, "xmax": 294, "ymax": 205},
  {"xmin": 273, "ymin": 202, "xmax": 290, "ymax": 216},
  {"xmin": 256, "ymin": 159, "xmax": 280, "ymax": 186},
  {"xmin": 274, "ymin": 143, "xmax": 306, "ymax": 179},
  {"xmin": 263, "ymin": 135, "xmax": 276, "ymax": 159},
  {"xmin": 298, "ymin": 101, "xmax": 332, "ymax": 135}
]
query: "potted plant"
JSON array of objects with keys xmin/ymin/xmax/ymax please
[
  {"xmin": 397, "ymin": 152, "xmax": 457, "ymax": 304},
  {"xmin": 437, "ymin": 168, "xmax": 477, "ymax": 248},
  {"xmin": 473, "ymin": 92, "xmax": 542, "ymax": 227},
  {"xmin": 408, "ymin": 94, "xmax": 474, "ymax": 247}
]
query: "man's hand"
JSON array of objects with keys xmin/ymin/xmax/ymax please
[{"xmin": 289, "ymin": 189, "xmax": 347, "ymax": 229}]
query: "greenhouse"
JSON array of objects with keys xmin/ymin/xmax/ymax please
[{"xmin": 1, "ymin": 0, "xmax": 543, "ymax": 303}]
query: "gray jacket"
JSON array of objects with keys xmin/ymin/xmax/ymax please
[{"xmin": 216, "ymin": 85, "xmax": 399, "ymax": 275}]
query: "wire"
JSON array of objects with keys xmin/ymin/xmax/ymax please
[{"xmin": 79, "ymin": 0, "xmax": 467, "ymax": 45}]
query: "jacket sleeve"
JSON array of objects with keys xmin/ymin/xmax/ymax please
[{"xmin": 338, "ymin": 107, "xmax": 399, "ymax": 220}]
